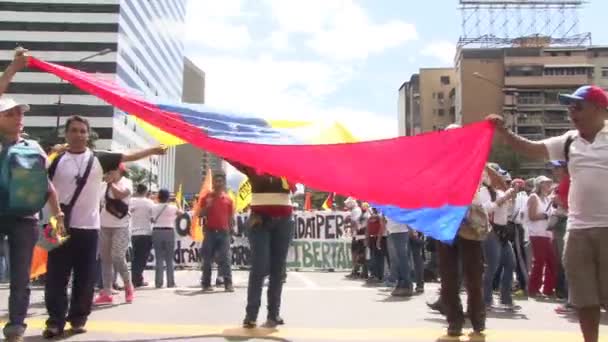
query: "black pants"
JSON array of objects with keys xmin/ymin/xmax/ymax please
[
  {"xmin": 369, "ymin": 236, "xmax": 389, "ymax": 280},
  {"xmin": 131, "ymin": 235, "xmax": 152, "ymax": 286},
  {"xmin": 45, "ymin": 227, "xmax": 98, "ymax": 330},
  {"xmin": 512, "ymin": 224, "xmax": 528, "ymax": 292},
  {"xmin": 438, "ymin": 237, "xmax": 485, "ymax": 330},
  {"xmin": 0, "ymin": 217, "xmax": 38, "ymax": 338}
]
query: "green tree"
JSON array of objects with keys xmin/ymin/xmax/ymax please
[{"xmin": 128, "ymin": 165, "xmax": 157, "ymax": 188}]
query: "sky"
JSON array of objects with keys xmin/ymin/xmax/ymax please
[{"xmin": 182, "ymin": 0, "xmax": 608, "ymax": 142}]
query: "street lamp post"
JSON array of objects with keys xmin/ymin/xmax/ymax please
[
  {"xmin": 54, "ymin": 48, "xmax": 113, "ymax": 141},
  {"xmin": 472, "ymin": 72, "xmax": 519, "ymax": 133}
]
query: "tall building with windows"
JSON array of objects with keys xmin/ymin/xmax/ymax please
[
  {"xmin": 454, "ymin": 43, "xmax": 608, "ymax": 176},
  {"xmin": 398, "ymin": 69, "xmax": 456, "ymax": 136},
  {"xmin": 0, "ymin": 0, "xmax": 187, "ymax": 191}
]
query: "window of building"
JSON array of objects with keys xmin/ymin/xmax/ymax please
[
  {"xmin": 518, "ymin": 91, "xmax": 543, "ymax": 105},
  {"xmin": 565, "ymin": 51, "xmax": 571, "ymax": 56},
  {"xmin": 551, "ymin": 52, "xmax": 558, "ymax": 57},
  {"xmin": 602, "ymin": 67, "xmax": 608, "ymax": 78},
  {"xmin": 440, "ymin": 76, "xmax": 450, "ymax": 85},
  {"xmin": 437, "ymin": 92, "xmax": 444, "ymax": 99},
  {"xmin": 437, "ymin": 109, "xmax": 445, "ymax": 116}
]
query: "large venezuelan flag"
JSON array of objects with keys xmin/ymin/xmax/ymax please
[{"xmin": 27, "ymin": 57, "xmax": 494, "ymax": 242}]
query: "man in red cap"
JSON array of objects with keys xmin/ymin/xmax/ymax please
[{"xmin": 487, "ymin": 85, "xmax": 608, "ymax": 342}]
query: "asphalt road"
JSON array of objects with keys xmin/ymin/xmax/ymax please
[{"xmin": 0, "ymin": 270, "xmax": 606, "ymax": 341}]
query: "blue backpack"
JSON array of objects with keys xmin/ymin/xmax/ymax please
[{"xmin": 0, "ymin": 139, "xmax": 49, "ymax": 217}]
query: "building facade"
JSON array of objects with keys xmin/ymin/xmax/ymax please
[
  {"xmin": 398, "ymin": 69, "xmax": 456, "ymax": 136},
  {"xmin": 174, "ymin": 57, "xmax": 225, "ymax": 196},
  {"xmin": 455, "ymin": 44, "xmax": 608, "ymax": 175},
  {"xmin": 0, "ymin": 0, "xmax": 187, "ymax": 191}
]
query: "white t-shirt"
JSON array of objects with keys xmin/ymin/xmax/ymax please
[
  {"xmin": 51, "ymin": 149, "xmax": 122, "ymax": 229},
  {"xmin": 543, "ymin": 125, "xmax": 608, "ymax": 230},
  {"xmin": 478, "ymin": 187, "xmax": 510, "ymax": 226},
  {"xmin": 130, "ymin": 197, "xmax": 155, "ymax": 235},
  {"xmin": 385, "ymin": 217, "xmax": 408, "ymax": 234},
  {"xmin": 151, "ymin": 203, "xmax": 179, "ymax": 228},
  {"xmin": 511, "ymin": 192, "xmax": 529, "ymax": 225},
  {"xmin": 524, "ymin": 193, "xmax": 552, "ymax": 238},
  {"xmin": 100, "ymin": 177, "xmax": 133, "ymax": 228}
]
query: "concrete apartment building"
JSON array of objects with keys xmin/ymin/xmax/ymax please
[
  {"xmin": 398, "ymin": 68, "xmax": 456, "ymax": 136},
  {"xmin": 174, "ymin": 58, "xmax": 225, "ymax": 196},
  {"xmin": 0, "ymin": 0, "xmax": 187, "ymax": 191},
  {"xmin": 453, "ymin": 43, "xmax": 608, "ymax": 174}
]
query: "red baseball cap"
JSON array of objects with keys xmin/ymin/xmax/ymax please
[{"xmin": 559, "ymin": 85, "xmax": 608, "ymax": 109}]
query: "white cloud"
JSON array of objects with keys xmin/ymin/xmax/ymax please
[
  {"xmin": 265, "ymin": 0, "xmax": 417, "ymax": 60},
  {"xmin": 268, "ymin": 31, "xmax": 290, "ymax": 51},
  {"xmin": 421, "ymin": 41, "xmax": 457, "ymax": 65},
  {"xmin": 188, "ymin": 54, "xmax": 395, "ymax": 141},
  {"xmin": 184, "ymin": 0, "xmax": 252, "ymax": 50}
]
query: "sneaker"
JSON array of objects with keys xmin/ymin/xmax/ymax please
[
  {"xmin": 202, "ymin": 286, "xmax": 214, "ymax": 292},
  {"xmin": 215, "ymin": 277, "xmax": 225, "ymax": 287},
  {"xmin": 366, "ymin": 277, "xmax": 382, "ymax": 285},
  {"xmin": 415, "ymin": 285, "xmax": 424, "ymax": 294},
  {"xmin": 42, "ymin": 326, "xmax": 63, "ymax": 339},
  {"xmin": 242, "ymin": 317, "xmax": 257, "ymax": 329},
  {"xmin": 125, "ymin": 285, "xmax": 134, "ymax": 303},
  {"xmin": 503, "ymin": 303, "xmax": 522, "ymax": 312},
  {"xmin": 391, "ymin": 287, "xmax": 413, "ymax": 297},
  {"xmin": 427, "ymin": 299, "xmax": 445, "ymax": 314},
  {"xmin": 70, "ymin": 324, "xmax": 87, "ymax": 334},
  {"xmin": 5, "ymin": 335, "xmax": 24, "ymax": 342},
  {"xmin": 472, "ymin": 321, "xmax": 486, "ymax": 334},
  {"xmin": 345, "ymin": 273, "xmax": 359, "ymax": 279},
  {"xmin": 264, "ymin": 316, "xmax": 285, "ymax": 329},
  {"xmin": 555, "ymin": 304, "xmax": 575, "ymax": 314},
  {"xmin": 134, "ymin": 281, "xmax": 148, "ymax": 288},
  {"xmin": 447, "ymin": 323, "xmax": 463, "ymax": 337},
  {"xmin": 93, "ymin": 292, "xmax": 113, "ymax": 305},
  {"xmin": 225, "ymin": 284, "xmax": 235, "ymax": 293}
]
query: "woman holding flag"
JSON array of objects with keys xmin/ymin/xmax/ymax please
[{"xmin": 228, "ymin": 160, "xmax": 295, "ymax": 329}]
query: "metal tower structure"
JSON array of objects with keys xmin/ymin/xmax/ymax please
[{"xmin": 458, "ymin": 0, "xmax": 592, "ymax": 48}]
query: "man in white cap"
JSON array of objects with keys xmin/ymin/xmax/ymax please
[
  {"xmin": 487, "ymin": 85, "xmax": 608, "ymax": 342},
  {"xmin": 0, "ymin": 48, "xmax": 65, "ymax": 342}
]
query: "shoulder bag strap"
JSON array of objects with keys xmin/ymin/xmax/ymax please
[
  {"xmin": 48, "ymin": 152, "xmax": 66, "ymax": 180},
  {"xmin": 153, "ymin": 204, "xmax": 168, "ymax": 223},
  {"xmin": 67, "ymin": 153, "xmax": 95, "ymax": 209}
]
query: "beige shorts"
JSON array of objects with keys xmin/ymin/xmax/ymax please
[{"xmin": 563, "ymin": 227, "xmax": 608, "ymax": 308}]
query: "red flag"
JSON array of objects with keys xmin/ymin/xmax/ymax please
[
  {"xmin": 322, "ymin": 192, "xmax": 334, "ymax": 210},
  {"xmin": 30, "ymin": 246, "xmax": 47, "ymax": 279},
  {"xmin": 190, "ymin": 169, "xmax": 213, "ymax": 242},
  {"xmin": 304, "ymin": 192, "xmax": 312, "ymax": 211}
]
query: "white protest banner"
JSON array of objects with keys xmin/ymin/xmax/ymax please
[{"xmin": 140, "ymin": 210, "xmax": 352, "ymax": 271}]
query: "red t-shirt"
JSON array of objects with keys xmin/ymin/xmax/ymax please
[
  {"xmin": 556, "ymin": 178, "xmax": 570, "ymax": 210},
  {"xmin": 367, "ymin": 215, "xmax": 382, "ymax": 236},
  {"xmin": 201, "ymin": 192, "xmax": 234, "ymax": 230}
]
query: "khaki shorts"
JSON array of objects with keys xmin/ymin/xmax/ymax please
[{"xmin": 563, "ymin": 227, "xmax": 608, "ymax": 308}]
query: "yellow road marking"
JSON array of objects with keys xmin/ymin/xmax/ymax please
[{"xmin": 7, "ymin": 319, "xmax": 607, "ymax": 341}]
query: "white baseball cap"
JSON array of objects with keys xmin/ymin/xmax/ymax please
[{"xmin": 0, "ymin": 97, "xmax": 30, "ymax": 113}]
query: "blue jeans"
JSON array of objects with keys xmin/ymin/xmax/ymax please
[
  {"xmin": 0, "ymin": 217, "xmax": 38, "ymax": 338},
  {"xmin": 152, "ymin": 229, "xmax": 175, "ymax": 288},
  {"xmin": 246, "ymin": 215, "xmax": 294, "ymax": 320},
  {"xmin": 387, "ymin": 232, "xmax": 412, "ymax": 289},
  {"xmin": 0, "ymin": 235, "xmax": 9, "ymax": 282},
  {"xmin": 483, "ymin": 230, "xmax": 515, "ymax": 305},
  {"xmin": 409, "ymin": 236, "xmax": 425, "ymax": 288},
  {"xmin": 201, "ymin": 229, "xmax": 232, "ymax": 287}
]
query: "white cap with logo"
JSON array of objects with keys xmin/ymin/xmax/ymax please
[{"xmin": 0, "ymin": 97, "xmax": 30, "ymax": 113}]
